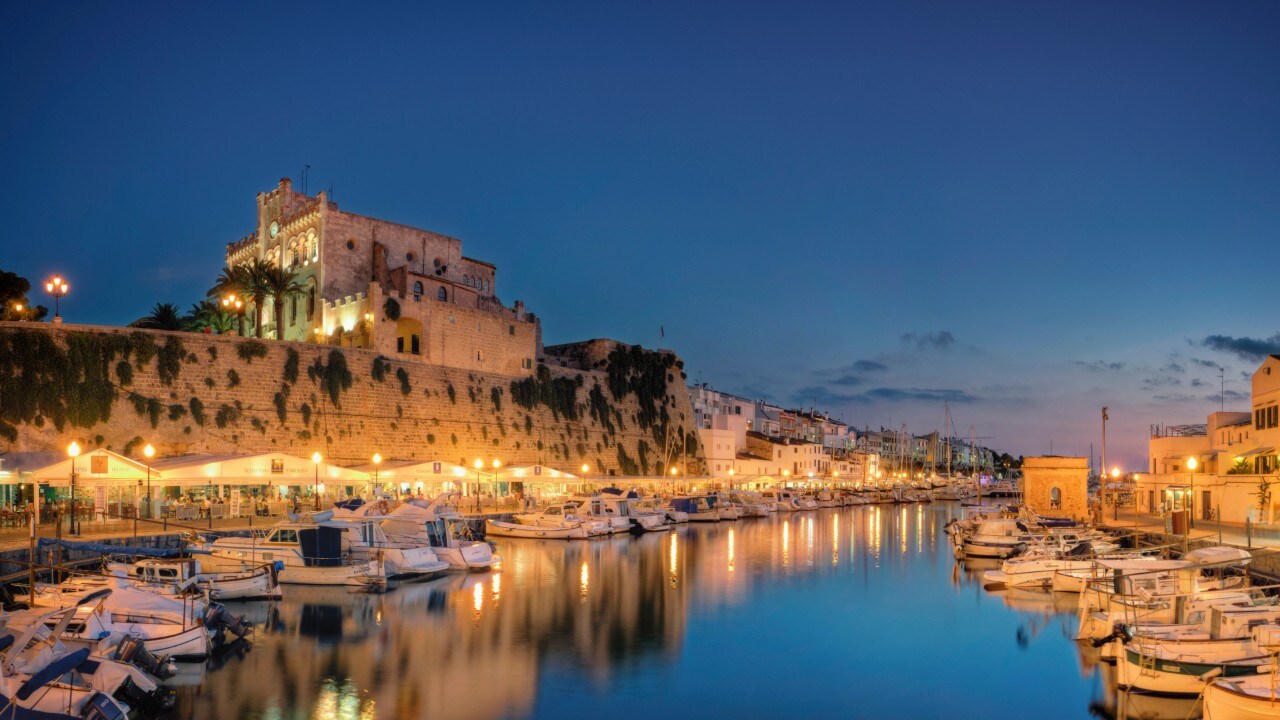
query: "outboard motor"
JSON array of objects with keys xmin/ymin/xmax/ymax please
[
  {"xmin": 204, "ymin": 602, "xmax": 253, "ymax": 639},
  {"xmin": 115, "ymin": 634, "xmax": 175, "ymax": 679}
]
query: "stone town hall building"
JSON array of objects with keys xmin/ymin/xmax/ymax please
[{"xmin": 225, "ymin": 178, "xmax": 541, "ymax": 376}]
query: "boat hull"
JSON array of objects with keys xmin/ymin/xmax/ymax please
[
  {"xmin": 486, "ymin": 519, "xmax": 588, "ymax": 539},
  {"xmin": 1205, "ymin": 678, "xmax": 1280, "ymax": 720}
]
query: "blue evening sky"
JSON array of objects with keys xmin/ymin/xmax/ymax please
[{"xmin": 2, "ymin": 1, "xmax": 1278, "ymax": 467}]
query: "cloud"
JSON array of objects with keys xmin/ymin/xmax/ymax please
[
  {"xmin": 1074, "ymin": 360, "xmax": 1126, "ymax": 372},
  {"xmin": 1223, "ymin": 389, "xmax": 1250, "ymax": 401},
  {"xmin": 792, "ymin": 385, "xmax": 978, "ymax": 405},
  {"xmin": 852, "ymin": 359, "xmax": 889, "ymax": 372},
  {"xmin": 1152, "ymin": 393, "xmax": 1195, "ymax": 403},
  {"xmin": 1190, "ymin": 378, "xmax": 1206, "ymax": 387},
  {"xmin": 1201, "ymin": 333, "xmax": 1280, "ymax": 362},
  {"xmin": 900, "ymin": 331, "xmax": 955, "ymax": 351},
  {"xmin": 1143, "ymin": 376, "xmax": 1182, "ymax": 389},
  {"xmin": 829, "ymin": 374, "xmax": 864, "ymax": 387},
  {"xmin": 1161, "ymin": 361, "xmax": 1185, "ymax": 374},
  {"xmin": 1190, "ymin": 358, "xmax": 1221, "ymax": 369}
]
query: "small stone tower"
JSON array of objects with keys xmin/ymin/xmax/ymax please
[{"xmin": 1021, "ymin": 456, "xmax": 1090, "ymax": 521}]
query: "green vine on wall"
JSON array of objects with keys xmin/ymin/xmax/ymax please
[
  {"xmin": 236, "ymin": 340, "xmax": 268, "ymax": 363},
  {"xmin": 510, "ymin": 364, "xmax": 580, "ymax": 420},
  {"xmin": 307, "ymin": 350, "xmax": 354, "ymax": 408},
  {"xmin": 283, "ymin": 348, "xmax": 300, "ymax": 383}
]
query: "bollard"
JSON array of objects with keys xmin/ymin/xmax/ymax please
[{"xmin": 1247, "ymin": 517, "xmax": 1253, "ymax": 549}]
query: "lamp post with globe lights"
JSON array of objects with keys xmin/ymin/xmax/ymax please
[{"xmin": 45, "ymin": 276, "xmax": 68, "ymax": 324}]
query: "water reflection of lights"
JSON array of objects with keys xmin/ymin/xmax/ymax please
[
  {"xmin": 311, "ymin": 677, "xmax": 374, "ymax": 720},
  {"xmin": 916, "ymin": 505, "xmax": 923, "ymax": 553},
  {"xmin": 727, "ymin": 527, "xmax": 736, "ymax": 573},
  {"xmin": 900, "ymin": 505, "xmax": 908, "ymax": 555},
  {"xmin": 669, "ymin": 532, "xmax": 679, "ymax": 586},
  {"xmin": 491, "ymin": 572, "xmax": 501, "ymax": 601},
  {"xmin": 869, "ymin": 507, "xmax": 881, "ymax": 560},
  {"xmin": 832, "ymin": 513, "xmax": 839, "ymax": 567},
  {"xmin": 472, "ymin": 580, "xmax": 484, "ymax": 617},
  {"xmin": 782, "ymin": 520, "xmax": 790, "ymax": 568},
  {"xmin": 807, "ymin": 515, "xmax": 815, "ymax": 566},
  {"xmin": 579, "ymin": 561, "xmax": 590, "ymax": 600}
]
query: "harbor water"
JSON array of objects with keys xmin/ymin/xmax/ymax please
[{"xmin": 161, "ymin": 504, "xmax": 1148, "ymax": 719}]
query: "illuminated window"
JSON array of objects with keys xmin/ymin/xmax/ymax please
[{"xmin": 413, "ymin": 281, "xmax": 423, "ymax": 300}]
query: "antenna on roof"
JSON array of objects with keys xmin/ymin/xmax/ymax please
[
  {"xmin": 329, "ymin": 182, "xmax": 335, "ymax": 202},
  {"xmin": 1220, "ymin": 366, "xmax": 1225, "ymax": 411},
  {"xmin": 301, "ymin": 163, "xmax": 311, "ymax": 196}
]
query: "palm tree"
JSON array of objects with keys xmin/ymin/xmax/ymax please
[
  {"xmin": 208, "ymin": 261, "xmax": 271, "ymax": 338},
  {"xmin": 184, "ymin": 300, "xmax": 235, "ymax": 334},
  {"xmin": 130, "ymin": 302, "xmax": 185, "ymax": 330},
  {"xmin": 259, "ymin": 263, "xmax": 308, "ymax": 339}
]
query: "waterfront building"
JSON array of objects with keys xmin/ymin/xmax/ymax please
[
  {"xmin": 1137, "ymin": 354, "xmax": 1280, "ymax": 524},
  {"xmin": 225, "ymin": 177, "xmax": 541, "ymax": 376}
]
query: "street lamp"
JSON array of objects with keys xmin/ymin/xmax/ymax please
[
  {"xmin": 222, "ymin": 294, "xmax": 246, "ymax": 336},
  {"xmin": 45, "ymin": 276, "xmax": 68, "ymax": 322},
  {"xmin": 372, "ymin": 453, "xmax": 382, "ymax": 496},
  {"xmin": 143, "ymin": 443, "xmax": 155, "ymax": 519},
  {"xmin": 1186, "ymin": 456, "xmax": 1198, "ymax": 530},
  {"xmin": 311, "ymin": 452, "xmax": 323, "ymax": 509},
  {"xmin": 1110, "ymin": 466, "xmax": 1120, "ymax": 520},
  {"xmin": 66, "ymin": 441, "xmax": 80, "ymax": 535}
]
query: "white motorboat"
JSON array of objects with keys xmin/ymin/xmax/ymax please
[
  {"xmin": 485, "ymin": 519, "xmax": 588, "ymax": 539},
  {"xmin": 668, "ymin": 496, "xmax": 718, "ymax": 522},
  {"xmin": 599, "ymin": 489, "xmax": 671, "ymax": 532},
  {"xmin": 961, "ymin": 519, "xmax": 1029, "ymax": 559},
  {"xmin": 384, "ymin": 495, "xmax": 501, "ymax": 571},
  {"xmin": 0, "ymin": 615, "xmax": 162, "ymax": 720},
  {"xmin": 16, "ymin": 579, "xmax": 222, "ymax": 661},
  {"xmin": 759, "ymin": 489, "xmax": 800, "ymax": 512},
  {"xmin": 201, "ymin": 520, "xmax": 387, "ymax": 590},
  {"xmin": 569, "ymin": 495, "xmax": 633, "ymax": 534},
  {"xmin": 707, "ymin": 494, "xmax": 741, "ymax": 520},
  {"xmin": 319, "ymin": 506, "xmax": 450, "ymax": 579}
]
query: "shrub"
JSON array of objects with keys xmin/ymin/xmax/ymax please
[
  {"xmin": 383, "ymin": 297, "xmax": 401, "ymax": 321},
  {"xmin": 227, "ymin": 369, "xmax": 240, "ymax": 387},
  {"xmin": 115, "ymin": 361, "xmax": 133, "ymax": 386},
  {"xmin": 396, "ymin": 367, "xmax": 411, "ymax": 396}
]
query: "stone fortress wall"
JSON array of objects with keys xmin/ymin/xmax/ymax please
[{"xmin": 0, "ymin": 324, "xmax": 704, "ymax": 476}]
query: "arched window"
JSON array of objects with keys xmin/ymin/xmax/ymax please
[
  {"xmin": 413, "ymin": 281, "xmax": 423, "ymax": 300},
  {"xmin": 437, "ymin": 286, "xmax": 448, "ymax": 302},
  {"xmin": 1050, "ymin": 487, "xmax": 1062, "ymax": 509}
]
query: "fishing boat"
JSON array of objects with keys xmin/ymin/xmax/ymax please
[
  {"xmin": 1116, "ymin": 633, "xmax": 1272, "ymax": 696},
  {"xmin": 1205, "ymin": 668, "xmax": 1280, "ymax": 719},
  {"xmin": 484, "ymin": 519, "xmax": 589, "ymax": 539},
  {"xmin": 108, "ymin": 556, "xmax": 281, "ymax": 601},
  {"xmin": 514, "ymin": 503, "xmax": 611, "ymax": 536},
  {"xmin": 201, "ymin": 521, "xmax": 387, "ymax": 590},
  {"xmin": 706, "ymin": 494, "xmax": 741, "ymax": 520}
]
